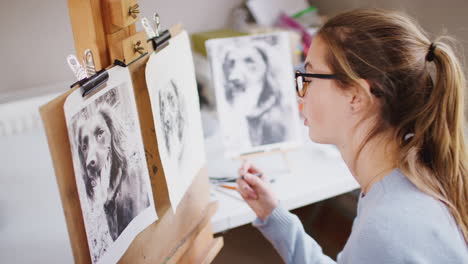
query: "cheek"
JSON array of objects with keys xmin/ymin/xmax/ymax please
[
  {"xmin": 304, "ymin": 85, "xmax": 347, "ymax": 142},
  {"xmin": 97, "ymin": 132, "xmax": 112, "ymax": 152},
  {"xmin": 305, "ymin": 87, "xmax": 328, "ymax": 128},
  {"xmin": 104, "ymin": 133, "xmax": 112, "ymax": 147}
]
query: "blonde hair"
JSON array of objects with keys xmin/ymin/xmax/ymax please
[{"xmin": 318, "ymin": 9, "xmax": 468, "ymax": 243}]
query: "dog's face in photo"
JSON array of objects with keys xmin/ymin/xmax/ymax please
[{"xmin": 77, "ymin": 109, "xmax": 113, "ymax": 204}]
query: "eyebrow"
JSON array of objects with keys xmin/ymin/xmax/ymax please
[{"xmin": 304, "ymin": 61, "xmax": 313, "ymax": 71}]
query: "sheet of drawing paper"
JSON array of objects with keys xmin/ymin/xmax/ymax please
[
  {"xmin": 145, "ymin": 31, "xmax": 207, "ymax": 211},
  {"xmin": 64, "ymin": 66, "xmax": 157, "ymax": 264},
  {"xmin": 206, "ymin": 32, "xmax": 301, "ymax": 158}
]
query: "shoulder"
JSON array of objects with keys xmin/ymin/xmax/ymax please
[
  {"xmin": 370, "ymin": 169, "xmax": 457, "ymax": 231},
  {"xmin": 354, "ymin": 169, "xmax": 468, "ymax": 262}
]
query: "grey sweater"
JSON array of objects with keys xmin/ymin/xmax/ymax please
[{"xmin": 253, "ymin": 168, "xmax": 468, "ymax": 263}]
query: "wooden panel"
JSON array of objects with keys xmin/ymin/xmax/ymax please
[
  {"xmin": 106, "ymin": 21, "xmax": 141, "ymax": 63},
  {"xmin": 122, "ymin": 31, "xmax": 148, "ymax": 64},
  {"xmin": 201, "ymin": 238, "xmax": 224, "ymax": 264},
  {"xmin": 107, "ymin": 28, "xmax": 129, "ymax": 63},
  {"xmin": 39, "ymin": 88, "xmax": 91, "ymax": 264},
  {"xmin": 102, "ymin": 0, "xmax": 124, "ymax": 34},
  {"xmin": 68, "ymin": 0, "xmax": 109, "ymax": 70},
  {"xmin": 109, "ymin": 0, "xmax": 139, "ymax": 28},
  {"xmin": 179, "ymin": 223, "xmax": 224, "ymax": 264}
]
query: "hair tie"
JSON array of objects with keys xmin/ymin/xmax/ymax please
[{"xmin": 426, "ymin": 43, "xmax": 437, "ymax": 62}]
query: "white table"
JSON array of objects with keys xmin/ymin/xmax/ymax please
[{"xmin": 201, "ymin": 111, "xmax": 359, "ymax": 233}]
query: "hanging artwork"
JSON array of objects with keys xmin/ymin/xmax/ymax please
[
  {"xmin": 145, "ymin": 31, "xmax": 206, "ymax": 211},
  {"xmin": 64, "ymin": 66, "xmax": 157, "ymax": 264}
]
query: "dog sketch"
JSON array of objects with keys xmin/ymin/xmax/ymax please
[
  {"xmin": 220, "ymin": 35, "xmax": 289, "ymax": 147},
  {"xmin": 158, "ymin": 79, "xmax": 187, "ymax": 163},
  {"xmin": 73, "ymin": 95, "xmax": 150, "ymax": 244}
]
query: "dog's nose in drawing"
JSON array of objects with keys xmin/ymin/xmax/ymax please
[{"xmin": 87, "ymin": 158, "xmax": 97, "ymax": 173}]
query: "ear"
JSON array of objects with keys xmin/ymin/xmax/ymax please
[{"xmin": 348, "ymin": 78, "xmax": 372, "ymax": 113}]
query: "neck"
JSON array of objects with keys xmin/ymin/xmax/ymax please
[{"xmin": 337, "ymin": 127, "xmax": 398, "ymax": 195}]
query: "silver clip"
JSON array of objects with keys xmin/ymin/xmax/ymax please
[
  {"xmin": 83, "ymin": 49, "xmax": 96, "ymax": 78},
  {"xmin": 153, "ymin": 13, "xmax": 160, "ymax": 37},
  {"xmin": 66, "ymin": 54, "xmax": 87, "ymax": 81},
  {"xmin": 141, "ymin": 17, "xmax": 156, "ymax": 39}
]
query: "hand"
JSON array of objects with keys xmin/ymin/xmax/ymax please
[{"xmin": 236, "ymin": 160, "xmax": 279, "ymax": 221}]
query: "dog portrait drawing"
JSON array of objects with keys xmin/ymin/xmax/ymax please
[
  {"xmin": 220, "ymin": 36, "xmax": 288, "ymax": 147},
  {"xmin": 158, "ymin": 79, "xmax": 187, "ymax": 163},
  {"xmin": 71, "ymin": 87, "xmax": 150, "ymax": 261}
]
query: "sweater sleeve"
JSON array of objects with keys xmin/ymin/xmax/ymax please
[{"xmin": 253, "ymin": 205, "xmax": 337, "ymax": 264}]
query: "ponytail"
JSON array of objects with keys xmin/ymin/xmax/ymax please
[
  {"xmin": 399, "ymin": 38, "xmax": 468, "ymax": 243},
  {"xmin": 319, "ymin": 9, "xmax": 468, "ymax": 243}
]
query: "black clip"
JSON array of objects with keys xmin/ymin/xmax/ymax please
[
  {"xmin": 149, "ymin": 29, "xmax": 171, "ymax": 52},
  {"xmin": 70, "ymin": 69, "xmax": 109, "ymax": 97},
  {"xmin": 143, "ymin": 13, "xmax": 171, "ymax": 52},
  {"xmin": 68, "ymin": 49, "xmax": 110, "ymax": 97}
]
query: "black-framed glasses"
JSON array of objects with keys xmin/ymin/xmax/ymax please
[{"xmin": 295, "ymin": 71, "xmax": 337, "ymax": 97}]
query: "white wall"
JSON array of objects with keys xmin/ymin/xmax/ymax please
[
  {"xmin": 312, "ymin": 0, "xmax": 468, "ymax": 57},
  {"xmin": 0, "ymin": 0, "xmax": 243, "ymax": 102}
]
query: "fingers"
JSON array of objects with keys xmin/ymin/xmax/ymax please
[
  {"xmin": 239, "ymin": 160, "xmax": 263, "ymax": 176},
  {"xmin": 242, "ymin": 173, "xmax": 268, "ymax": 194},
  {"xmin": 236, "ymin": 178, "xmax": 258, "ymax": 200}
]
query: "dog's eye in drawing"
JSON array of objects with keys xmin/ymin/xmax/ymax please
[
  {"xmin": 226, "ymin": 59, "xmax": 235, "ymax": 68},
  {"xmin": 81, "ymin": 136, "xmax": 89, "ymax": 152},
  {"xmin": 167, "ymin": 94, "xmax": 176, "ymax": 108},
  {"xmin": 96, "ymin": 128, "xmax": 105, "ymax": 140},
  {"xmin": 244, "ymin": 57, "xmax": 254, "ymax": 64}
]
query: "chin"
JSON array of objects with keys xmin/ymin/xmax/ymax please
[{"xmin": 308, "ymin": 129, "xmax": 332, "ymax": 145}]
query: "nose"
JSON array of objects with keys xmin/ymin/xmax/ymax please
[
  {"xmin": 87, "ymin": 156, "xmax": 97, "ymax": 172},
  {"xmin": 228, "ymin": 65, "xmax": 243, "ymax": 82}
]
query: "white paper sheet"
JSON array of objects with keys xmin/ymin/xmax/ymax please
[
  {"xmin": 145, "ymin": 31, "xmax": 207, "ymax": 211},
  {"xmin": 64, "ymin": 66, "xmax": 157, "ymax": 264},
  {"xmin": 206, "ymin": 32, "xmax": 302, "ymax": 158}
]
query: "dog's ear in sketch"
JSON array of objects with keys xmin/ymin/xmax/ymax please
[
  {"xmin": 76, "ymin": 120, "xmax": 95, "ymax": 200},
  {"xmin": 252, "ymin": 44, "xmax": 280, "ymax": 111},
  {"xmin": 104, "ymin": 166, "xmax": 123, "ymax": 241},
  {"xmin": 158, "ymin": 89, "xmax": 172, "ymax": 156},
  {"xmin": 98, "ymin": 104, "xmax": 128, "ymax": 191}
]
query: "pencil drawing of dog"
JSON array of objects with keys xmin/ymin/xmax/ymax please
[{"xmin": 76, "ymin": 102, "xmax": 149, "ymax": 241}]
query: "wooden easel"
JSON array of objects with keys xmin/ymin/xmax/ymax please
[{"xmin": 40, "ymin": 0, "xmax": 223, "ymax": 263}]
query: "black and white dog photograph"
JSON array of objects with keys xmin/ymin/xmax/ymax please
[
  {"xmin": 206, "ymin": 32, "xmax": 301, "ymax": 156},
  {"xmin": 64, "ymin": 67, "xmax": 157, "ymax": 264}
]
